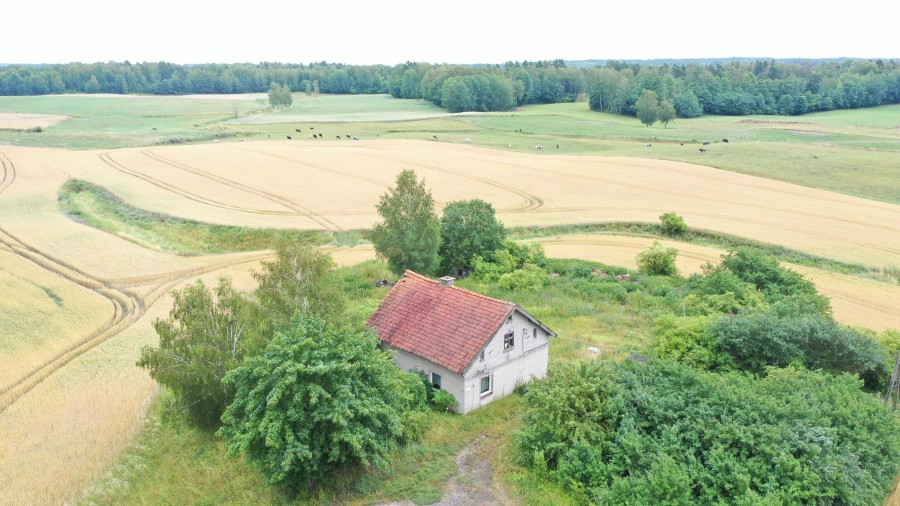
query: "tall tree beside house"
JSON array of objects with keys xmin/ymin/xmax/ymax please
[
  {"xmin": 370, "ymin": 169, "xmax": 441, "ymax": 276},
  {"xmin": 252, "ymin": 237, "xmax": 345, "ymax": 329},
  {"xmin": 439, "ymin": 199, "xmax": 507, "ymax": 275},
  {"xmin": 137, "ymin": 277, "xmax": 268, "ymax": 429}
]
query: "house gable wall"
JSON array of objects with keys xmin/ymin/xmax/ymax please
[{"xmin": 460, "ymin": 308, "xmax": 550, "ymax": 413}]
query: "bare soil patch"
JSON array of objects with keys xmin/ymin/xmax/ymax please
[{"xmin": 0, "ymin": 113, "xmax": 68, "ymax": 130}]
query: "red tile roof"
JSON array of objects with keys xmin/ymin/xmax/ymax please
[{"xmin": 366, "ymin": 270, "xmax": 516, "ymax": 375}]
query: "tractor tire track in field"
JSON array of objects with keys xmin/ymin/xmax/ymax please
[
  {"xmin": 0, "ymin": 225, "xmax": 140, "ymax": 413},
  {"xmin": 360, "ymin": 150, "xmax": 544, "ymax": 213},
  {"xmin": 230, "ymin": 145, "xmax": 390, "ymax": 189},
  {"xmin": 100, "ymin": 153, "xmax": 342, "ymax": 231},
  {"xmin": 0, "ymin": 230, "xmax": 272, "ymax": 413},
  {"xmin": 0, "ymin": 152, "xmax": 15, "ymax": 194},
  {"xmin": 0, "ymin": 152, "xmax": 276, "ymax": 412},
  {"xmin": 140, "ymin": 150, "xmax": 342, "ymax": 231}
]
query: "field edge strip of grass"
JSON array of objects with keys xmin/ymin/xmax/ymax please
[{"xmin": 56, "ymin": 179, "xmax": 896, "ymax": 284}]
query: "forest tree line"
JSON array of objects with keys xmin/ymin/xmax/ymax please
[{"xmin": 1, "ymin": 58, "xmax": 898, "ymax": 117}]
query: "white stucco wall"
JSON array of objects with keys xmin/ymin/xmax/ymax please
[
  {"xmin": 388, "ymin": 347, "xmax": 467, "ymax": 412},
  {"xmin": 460, "ymin": 309, "xmax": 550, "ymax": 414},
  {"xmin": 383, "ymin": 308, "xmax": 551, "ymax": 415}
]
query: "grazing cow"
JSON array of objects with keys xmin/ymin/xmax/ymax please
[
  {"xmin": 213, "ymin": 139, "xmax": 218, "ymax": 143},
  {"xmin": 267, "ymin": 134, "xmax": 270, "ymax": 139},
  {"xmin": 433, "ymin": 135, "xmax": 438, "ymax": 140},
  {"xmin": 295, "ymin": 129, "xmax": 301, "ymax": 133},
  {"xmin": 535, "ymin": 145, "xmax": 542, "ymax": 150},
  {"xmin": 336, "ymin": 136, "xmax": 341, "ymax": 140},
  {"xmin": 346, "ymin": 135, "xmax": 351, "ymax": 139},
  {"xmin": 722, "ymin": 138, "xmax": 729, "ymax": 143},
  {"xmin": 353, "ymin": 137, "xmax": 359, "ymax": 140},
  {"xmin": 556, "ymin": 144, "xmax": 559, "ymax": 149},
  {"xmin": 310, "ymin": 127, "xmax": 315, "ymax": 130},
  {"xmin": 699, "ymin": 148, "xmax": 707, "ymax": 153},
  {"xmin": 287, "ymin": 136, "xmax": 291, "ymax": 140},
  {"xmin": 702, "ymin": 141, "xmax": 710, "ymax": 145},
  {"xmin": 464, "ymin": 138, "xmax": 471, "ymax": 143},
  {"xmin": 680, "ymin": 142, "xmax": 684, "ymax": 145},
  {"xmin": 317, "ymin": 133, "xmax": 322, "ymax": 139},
  {"xmin": 646, "ymin": 144, "xmax": 652, "ymax": 147}
]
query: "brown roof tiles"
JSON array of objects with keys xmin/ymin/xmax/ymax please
[{"xmin": 366, "ymin": 270, "xmax": 516, "ymax": 374}]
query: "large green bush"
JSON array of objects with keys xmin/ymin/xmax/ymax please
[
  {"xmin": 659, "ymin": 212, "xmax": 688, "ymax": 236},
  {"xmin": 519, "ymin": 360, "xmax": 900, "ymax": 505},
  {"xmin": 719, "ymin": 248, "xmax": 820, "ymax": 301},
  {"xmin": 218, "ymin": 315, "xmax": 426, "ymax": 490},
  {"xmin": 636, "ymin": 241, "xmax": 679, "ymax": 276},
  {"xmin": 708, "ymin": 311, "xmax": 889, "ymax": 390}
]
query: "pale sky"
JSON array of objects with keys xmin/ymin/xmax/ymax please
[{"xmin": 4, "ymin": 0, "xmax": 898, "ymax": 65}]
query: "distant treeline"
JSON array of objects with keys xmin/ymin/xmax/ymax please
[{"xmin": 1, "ymin": 59, "xmax": 898, "ymax": 117}]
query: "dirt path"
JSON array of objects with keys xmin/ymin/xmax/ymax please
[{"xmin": 378, "ymin": 435, "xmax": 509, "ymax": 506}]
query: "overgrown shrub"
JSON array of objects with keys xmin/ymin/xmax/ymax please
[
  {"xmin": 659, "ymin": 212, "xmax": 688, "ymax": 236},
  {"xmin": 649, "ymin": 314, "xmax": 726, "ymax": 370},
  {"xmin": 708, "ymin": 311, "xmax": 889, "ymax": 390},
  {"xmin": 497, "ymin": 263, "xmax": 547, "ymax": 291},
  {"xmin": 430, "ymin": 390, "xmax": 458, "ymax": 412},
  {"xmin": 472, "ymin": 240, "xmax": 548, "ymax": 282},
  {"xmin": 520, "ymin": 359, "xmax": 900, "ymax": 505},
  {"xmin": 636, "ymin": 241, "xmax": 678, "ymax": 276},
  {"xmin": 719, "ymin": 248, "xmax": 818, "ymax": 301}
]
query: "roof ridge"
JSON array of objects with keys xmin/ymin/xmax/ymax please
[{"xmin": 403, "ymin": 270, "xmax": 514, "ymax": 308}]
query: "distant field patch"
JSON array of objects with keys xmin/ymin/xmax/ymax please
[
  {"xmin": 227, "ymin": 94, "xmax": 452, "ymax": 124},
  {"xmin": 0, "ymin": 112, "xmax": 68, "ymax": 130}
]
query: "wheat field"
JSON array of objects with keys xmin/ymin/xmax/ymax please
[{"xmin": 1, "ymin": 137, "xmax": 898, "ymax": 503}]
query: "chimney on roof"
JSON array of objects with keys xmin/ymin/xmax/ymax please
[{"xmin": 439, "ymin": 276, "xmax": 455, "ymax": 287}]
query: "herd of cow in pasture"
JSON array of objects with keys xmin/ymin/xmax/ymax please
[{"xmin": 255, "ymin": 127, "xmax": 731, "ymax": 156}]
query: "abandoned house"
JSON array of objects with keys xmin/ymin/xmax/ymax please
[{"xmin": 366, "ymin": 270, "xmax": 556, "ymax": 414}]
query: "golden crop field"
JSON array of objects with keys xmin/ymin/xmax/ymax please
[
  {"xmin": 1, "ymin": 135, "xmax": 899, "ymax": 503},
  {"xmin": 41, "ymin": 139, "xmax": 900, "ymax": 271}
]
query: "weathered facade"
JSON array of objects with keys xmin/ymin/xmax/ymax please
[{"xmin": 366, "ymin": 270, "xmax": 556, "ymax": 414}]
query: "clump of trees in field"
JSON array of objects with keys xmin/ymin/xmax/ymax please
[
  {"xmin": 267, "ymin": 82, "xmax": 292, "ymax": 109},
  {"xmin": 3, "ymin": 58, "xmax": 896, "ymax": 116}
]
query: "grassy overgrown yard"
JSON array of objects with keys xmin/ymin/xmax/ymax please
[{"xmin": 79, "ymin": 258, "xmax": 669, "ymax": 505}]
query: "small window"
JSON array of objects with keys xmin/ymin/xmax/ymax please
[
  {"xmin": 503, "ymin": 330, "xmax": 514, "ymax": 351},
  {"xmin": 479, "ymin": 349, "xmax": 485, "ymax": 361},
  {"xmin": 431, "ymin": 372, "xmax": 441, "ymax": 389},
  {"xmin": 480, "ymin": 375, "xmax": 492, "ymax": 395},
  {"xmin": 533, "ymin": 327, "xmax": 538, "ymax": 339},
  {"xmin": 522, "ymin": 328, "xmax": 529, "ymax": 339}
]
